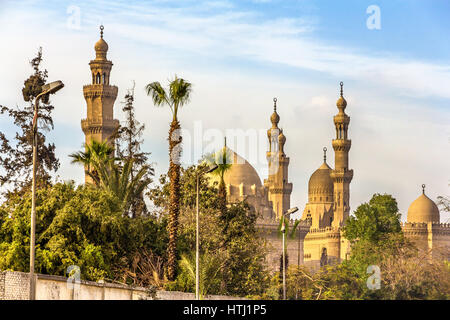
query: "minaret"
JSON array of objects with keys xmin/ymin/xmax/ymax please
[
  {"xmin": 330, "ymin": 82, "xmax": 353, "ymax": 227},
  {"xmin": 264, "ymin": 98, "xmax": 293, "ymax": 219},
  {"xmin": 81, "ymin": 26, "xmax": 119, "ymax": 182}
]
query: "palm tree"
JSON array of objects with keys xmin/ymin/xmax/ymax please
[
  {"xmin": 204, "ymin": 143, "xmax": 232, "ymax": 221},
  {"xmin": 94, "ymin": 157, "xmax": 152, "ymax": 215},
  {"xmin": 145, "ymin": 75, "xmax": 192, "ymax": 280},
  {"xmin": 69, "ymin": 139, "xmax": 115, "ymax": 185}
]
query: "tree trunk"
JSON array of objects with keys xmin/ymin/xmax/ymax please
[
  {"xmin": 166, "ymin": 119, "xmax": 182, "ymax": 281},
  {"xmin": 218, "ymin": 179, "xmax": 227, "ymax": 220}
]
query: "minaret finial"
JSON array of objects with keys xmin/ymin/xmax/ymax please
[
  {"xmin": 273, "ymin": 97, "xmax": 277, "ymax": 112},
  {"xmin": 323, "ymin": 147, "xmax": 327, "ymax": 163},
  {"xmin": 422, "ymin": 184, "xmax": 426, "ymax": 194},
  {"xmin": 340, "ymin": 81, "xmax": 344, "ymax": 97},
  {"xmin": 100, "ymin": 25, "xmax": 104, "ymax": 39}
]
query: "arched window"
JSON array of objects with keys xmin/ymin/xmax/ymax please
[
  {"xmin": 92, "ymin": 73, "xmax": 95, "ymax": 84},
  {"xmin": 102, "ymin": 73, "xmax": 106, "ymax": 84},
  {"xmin": 320, "ymin": 248, "xmax": 328, "ymax": 267},
  {"xmin": 96, "ymin": 72, "xmax": 101, "ymax": 84}
]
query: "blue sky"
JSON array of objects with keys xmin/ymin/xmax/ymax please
[{"xmin": 0, "ymin": 0, "xmax": 449, "ymax": 221}]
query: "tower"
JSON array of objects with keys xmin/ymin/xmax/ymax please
[
  {"xmin": 330, "ymin": 82, "xmax": 353, "ymax": 227},
  {"xmin": 264, "ymin": 98, "xmax": 293, "ymax": 219},
  {"xmin": 81, "ymin": 26, "xmax": 119, "ymax": 182}
]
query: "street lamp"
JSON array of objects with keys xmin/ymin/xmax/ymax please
[
  {"xmin": 281, "ymin": 206, "xmax": 298, "ymax": 300},
  {"xmin": 195, "ymin": 163, "xmax": 218, "ymax": 300},
  {"xmin": 30, "ymin": 80, "xmax": 64, "ymax": 300}
]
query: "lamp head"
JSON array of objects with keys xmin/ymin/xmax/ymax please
[
  {"xmin": 42, "ymin": 80, "xmax": 64, "ymax": 95},
  {"xmin": 285, "ymin": 207, "xmax": 299, "ymax": 215}
]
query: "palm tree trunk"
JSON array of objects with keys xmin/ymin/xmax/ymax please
[
  {"xmin": 218, "ymin": 179, "xmax": 227, "ymax": 220},
  {"xmin": 167, "ymin": 118, "xmax": 182, "ymax": 281}
]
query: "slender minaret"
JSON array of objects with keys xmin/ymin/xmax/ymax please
[
  {"xmin": 81, "ymin": 26, "xmax": 119, "ymax": 182},
  {"xmin": 264, "ymin": 98, "xmax": 293, "ymax": 219},
  {"xmin": 330, "ymin": 82, "xmax": 353, "ymax": 227}
]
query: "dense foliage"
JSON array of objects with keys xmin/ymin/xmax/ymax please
[
  {"xmin": 149, "ymin": 164, "xmax": 270, "ymax": 297},
  {"xmin": 0, "ymin": 182, "xmax": 167, "ymax": 282}
]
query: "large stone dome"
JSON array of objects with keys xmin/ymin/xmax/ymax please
[
  {"xmin": 308, "ymin": 162, "xmax": 334, "ymax": 203},
  {"xmin": 224, "ymin": 148, "xmax": 262, "ymax": 187},
  {"xmin": 407, "ymin": 190, "xmax": 440, "ymax": 223},
  {"xmin": 208, "ymin": 147, "xmax": 262, "ymax": 188}
]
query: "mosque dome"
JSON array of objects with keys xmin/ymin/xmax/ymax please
[
  {"xmin": 209, "ymin": 147, "xmax": 262, "ymax": 189},
  {"xmin": 94, "ymin": 25, "xmax": 108, "ymax": 60},
  {"xmin": 308, "ymin": 148, "xmax": 333, "ymax": 203},
  {"xmin": 407, "ymin": 185, "xmax": 440, "ymax": 223},
  {"xmin": 95, "ymin": 38, "xmax": 109, "ymax": 53}
]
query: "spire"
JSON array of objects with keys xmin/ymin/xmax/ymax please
[
  {"xmin": 323, "ymin": 147, "xmax": 327, "ymax": 163},
  {"xmin": 422, "ymin": 184, "xmax": 426, "ymax": 194},
  {"xmin": 270, "ymin": 97, "xmax": 280, "ymax": 128},
  {"xmin": 340, "ymin": 81, "xmax": 343, "ymax": 97},
  {"xmin": 94, "ymin": 25, "xmax": 109, "ymax": 60}
]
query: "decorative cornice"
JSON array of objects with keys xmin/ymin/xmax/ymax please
[
  {"xmin": 83, "ymin": 85, "xmax": 118, "ymax": 99},
  {"xmin": 332, "ymin": 139, "xmax": 352, "ymax": 151}
]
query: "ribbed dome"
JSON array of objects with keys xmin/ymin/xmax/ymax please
[
  {"xmin": 308, "ymin": 162, "xmax": 333, "ymax": 203},
  {"xmin": 270, "ymin": 111, "xmax": 280, "ymax": 127},
  {"xmin": 407, "ymin": 192, "xmax": 440, "ymax": 223},
  {"xmin": 336, "ymin": 96, "xmax": 347, "ymax": 109},
  {"xmin": 209, "ymin": 147, "xmax": 262, "ymax": 189},
  {"xmin": 95, "ymin": 38, "xmax": 108, "ymax": 52}
]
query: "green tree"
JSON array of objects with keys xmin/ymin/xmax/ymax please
[
  {"xmin": 145, "ymin": 75, "xmax": 192, "ymax": 280},
  {"xmin": 94, "ymin": 157, "xmax": 153, "ymax": 216},
  {"xmin": 203, "ymin": 146, "xmax": 232, "ymax": 229},
  {"xmin": 0, "ymin": 48, "xmax": 59, "ymax": 195},
  {"xmin": 149, "ymin": 165, "xmax": 270, "ymax": 297},
  {"xmin": 343, "ymin": 193, "xmax": 402, "ymax": 243},
  {"xmin": 113, "ymin": 83, "xmax": 154, "ymax": 217},
  {"xmin": 0, "ymin": 182, "xmax": 167, "ymax": 281},
  {"xmin": 69, "ymin": 139, "xmax": 115, "ymax": 185}
]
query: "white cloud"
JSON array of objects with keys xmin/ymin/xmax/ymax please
[{"xmin": 0, "ymin": 1, "xmax": 449, "ymax": 222}]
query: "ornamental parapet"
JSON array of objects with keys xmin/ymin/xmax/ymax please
[
  {"xmin": 333, "ymin": 113, "xmax": 350, "ymax": 124},
  {"xmin": 83, "ymin": 84, "xmax": 118, "ymax": 99},
  {"xmin": 332, "ymin": 139, "xmax": 351, "ymax": 151},
  {"xmin": 330, "ymin": 169, "xmax": 353, "ymax": 182},
  {"xmin": 81, "ymin": 118, "xmax": 119, "ymax": 134}
]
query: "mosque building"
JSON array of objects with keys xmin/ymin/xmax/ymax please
[{"xmin": 81, "ymin": 27, "xmax": 450, "ymax": 271}]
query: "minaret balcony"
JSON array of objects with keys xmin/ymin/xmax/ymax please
[
  {"xmin": 333, "ymin": 114, "xmax": 350, "ymax": 124},
  {"xmin": 83, "ymin": 84, "xmax": 118, "ymax": 99},
  {"xmin": 332, "ymin": 139, "xmax": 351, "ymax": 151}
]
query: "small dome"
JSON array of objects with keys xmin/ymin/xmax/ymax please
[
  {"xmin": 95, "ymin": 38, "xmax": 108, "ymax": 52},
  {"xmin": 407, "ymin": 189, "xmax": 440, "ymax": 223},
  {"xmin": 308, "ymin": 162, "xmax": 333, "ymax": 203},
  {"xmin": 336, "ymin": 96, "xmax": 347, "ymax": 109},
  {"xmin": 278, "ymin": 131, "xmax": 286, "ymax": 144},
  {"xmin": 270, "ymin": 111, "xmax": 280, "ymax": 127},
  {"xmin": 209, "ymin": 147, "xmax": 262, "ymax": 189}
]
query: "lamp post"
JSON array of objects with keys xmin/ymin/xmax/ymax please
[
  {"xmin": 30, "ymin": 80, "xmax": 64, "ymax": 300},
  {"xmin": 195, "ymin": 163, "xmax": 218, "ymax": 300},
  {"xmin": 281, "ymin": 206, "xmax": 298, "ymax": 300}
]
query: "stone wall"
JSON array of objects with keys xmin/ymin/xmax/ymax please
[{"xmin": 0, "ymin": 271, "xmax": 246, "ymax": 300}]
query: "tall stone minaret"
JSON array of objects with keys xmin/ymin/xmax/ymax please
[
  {"xmin": 264, "ymin": 98, "xmax": 293, "ymax": 219},
  {"xmin": 330, "ymin": 82, "xmax": 353, "ymax": 227},
  {"xmin": 81, "ymin": 26, "xmax": 119, "ymax": 182}
]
